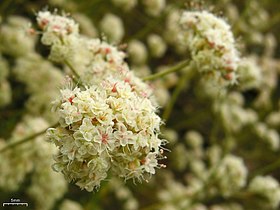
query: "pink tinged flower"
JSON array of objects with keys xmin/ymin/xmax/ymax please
[
  {"xmin": 142, "ymin": 153, "xmax": 158, "ymax": 174},
  {"xmin": 94, "ymin": 126, "xmax": 115, "ymax": 152},
  {"xmin": 114, "ymin": 123, "xmax": 133, "ymax": 146}
]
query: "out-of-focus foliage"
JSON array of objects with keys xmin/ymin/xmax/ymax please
[{"xmin": 0, "ymin": 0, "xmax": 280, "ymax": 210}]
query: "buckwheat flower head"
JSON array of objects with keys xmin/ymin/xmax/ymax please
[
  {"xmin": 128, "ymin": 39, "xmax": 148, "ymax": 65},
  {"xmin": 37, "ymin": 12, "xmax": 154, "ymax": 102},
  {"xmin": 47, "ymin": 77, "xmax": 165, "ymax": 191},
  {"xmin": 36, "ymin": 10, "xmax": 79, "ymax": 62},
  {"xmin": 248, "ymin": 176, "xmax": 280, "ymax": 209},
  {"xmin": 213, "ymin": 154, "xmax": 247, "ymax": 197},
  {"xmin": 237, "ymin": 57, "xmax": 262, "ymax": 90},
  {"xmin": 37, "ymin": 10, "xmax": 79, "ymax": 43},
  {"xmin": 164, "ymin": 8, "xmax": 187, "ymax": 54},
  {"xmin": 73, "ymin": 13, "xmax": 98, "ymax": 37},
  {"xmin": 0, "ymin": 16, "xmax": 36, "ymax": 57},
  {"xmin": 100, "ymin": 13, "xmax": 124, "ymax": 43},
  {"xmin": 171, "ymin": 143, "xmax": 188, "ymax": 171},
  {"xmin": 184, "ymin": 130, "xmax": 203, "ymax": 149},
  {"xmin": 215, "ymin": 92, "xmax": 258, "ymax": 132},
  {"xmin": 0, "ymin": 79, "xmax": 12, "ymax": 107},
  {"xmin": 253, "ymin": 122, "xmax": 280, "ymax": 151},
  {"xmin": 13, "ymin": 53, "xmax": 64, "ymax": 123},
  {"xmin": 0, "ymin": 54, "xmax": 11, "ymax": 107},
  {"xmin": 266, "ymin": 111, "xmax": 280, "ymax": 128},
  {"xmin": 180, "ymin": 10, "xmax": 240, "ymax": 87},
  {"xmin": 210, "ymin": 203, "xmax": 243, "ymax": 210},
  {"xmin": 60, "ymin": 200, "xmax": 83, "ymax": 210},
  {"xmin": 111, "ymin": 0, "xmax": 137, "ymax": 11},
  {"xmin": 0, "ymin": 116, "xmax": 49, "ymax": 191},
  {"xmin": 147, "ymin": 34, "xmax": 167, "ymax": 58},
  {"xmin": 0, "ymin": 55, "xmax": 9, "ymax": 81},
  {"xmin": 27, "ymin": 133, "xmax": 67, "ymax": 210},
  {"xmin": 142, "ymin": 0, "xmax": 166, "ymax": 16}
]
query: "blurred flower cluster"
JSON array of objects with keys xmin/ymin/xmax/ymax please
[{"xmin": 0, "ymin": 0, "xmax": 280, "ymax": 210}]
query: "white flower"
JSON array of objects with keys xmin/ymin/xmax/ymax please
[
  {"xmin": 128, "ymin": 40, "xmax": 148, "ymax": 65},
  {"xmin": 147, "ymin": 34, "xmax": 167, "ymax": 58},
  {"xmin": 248, "ymin": 176, "xmax": 280, "ymax": 209},
  {"xmin": 100, "ymin": 13, "xmax": 124, "ymax": 43},
  {"xmin": 180, "ymin": 10, "xmax": 240, "ymax": 87},
  {"xmin": 213, "ymin": 154, "xmax": 248, "ymax": 197},
  {"xmin": 47, "ymin": 78, "xmax": 164, "ymax": 191},
  {"xmin": 142, "ymin": 0, "xmax": 166, "ymax": 16},
  {"xmin": 79, "ymin": 118, "xmax": 96, "ymax": 141},
  {"xmin": 111, "ymin": 0, "xmax": 137, "ymax": 11}
]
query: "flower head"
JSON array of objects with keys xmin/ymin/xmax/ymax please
[{"xmin": 47, "ymin": 77, "xmax": 165, "ymax": 191}]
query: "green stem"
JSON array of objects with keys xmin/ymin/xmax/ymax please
[
  {"xmin": 142, "ymin": 59, "xmax": 190, "ymax": 81},
  {"xmin": 162, "ymin": 65, "xmax": 192, "ymax": 122},
  {"xmin": 250, "ymin": 158, "xmax": 280, "ymax": 178},
  {"xmin": 0, "ymin": 122, "xmax": 59, "ymax": 153},
  {"xmin": 64, "ymin": 59, "xmax": 86, "ymax": 88}
]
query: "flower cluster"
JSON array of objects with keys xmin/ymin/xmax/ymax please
[
  {"xmin": 0, "ymin": 54, "xmax": 11, "ymax": 107},
  {"xmin": 142, "ymin": 0, "xmax": 166, "ymax": 17},
  {"xmin": 36, "ymin": 11, "xmax": 154, "ymax": 101},
  {"xmin": 27, "ymin": 132, "xmax": 67, "ymax": 210},
  {"xmin": 248, "ymin": 176, "xmax": 280, "ymax": 209},
  {"xmin": 180, "ymin": 10, "xmax": 240, "ymax": 87},
  {"xmin": 0, "ymin": 16, "xmax": 35, "ymax": 57},
  {"xmin": 100, "ymin": 13, "xmax": 124, "ymax": 43},
  {"xmin": 0, "ymin": 115, "xmax": 67, "ymax": 208},
  {"xmin": 13, "ymin": 54, "xmax": 64, "ymax": 123},
  {"xmin": 47, "ymin": 77, "xmax": 164, "ymax": 191},
  {"xmin": 237, "ymin": 57, "xmax": 262, "ymax": 90},
  {"xmin": 212, "ymin": 154, "xmax": 248, "ymax": 197}
]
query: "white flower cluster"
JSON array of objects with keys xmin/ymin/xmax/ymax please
[
  {"xmin": 237, "ymin": 57, "xmax": 262, "ymax": 90},
  {"xmin": 0, "ymin": 55, "xmax": 11, "ymax": 107},
  {"xmin": 37, "ymin": 10, "xmax": 79, "ymax": 43},
  {"xmin": 212, "ymin": 154, "xmax": 247, "ymax": 197},
  {"xmin": 27, "ymin": 134, "xmax": 67, "ymax": 210},
  {"xmin": 47, "ymin": 77, "xmax": 164, "ymax": 191},
  {"xmin": 147, "ymin": 34, "xmax": 167, "ymax": 58},
  {"xmin": 164, "ymin": 8, "xmax": 187, "ymax": 54},
  {"xmin": 142, "ymin": 0, "xmax": 166, "ymax": 17},
  {"xmin": 59, "ymin": 199, "xmax": 83, "ymax": 210},
  {"xmin": 13, "ymin": 54, "xmax": 64, "ymax": 123},
  {"xmin": 36, "ymin": 10, "xmax": 79, "ymax": 62},
  {"xmin": 100, "ymin": 13, "xmax": 124, "ymax": 43},
  {"xmin": 128, "ymin": 39, "xmax": 148, "ymax": 65},
  {"xmin": 0, "ymin": 16, "xmax": 36, "ymax": 57},
  {"xmin": 111, "ymin": 0, "xmax": 137, "ymax": 11},
  {"xmin": 248, "ymin": 176, "xmax": 280, "ymax": 209},
  {"xmin": 72, "ymin": 13, "xmax": 98, "ymax": 37},
  {"xmin": 37, "ymin": 11, "xmax": 154, "ymax": 101},
  {"xmin": 0, "ymin": 116, "xmax": 67, "ymax": 204},
  {"xmin": 253, "ymin": 122, "xmax": 280, "ymax": 151},
  {"xmin": 180, "ymin": 10, "xmax": 240, "ymax": 87},
  {"xmin": 0, "ymin": 116, "xmax": 47, "ymax": 191},
  {"xmin": 215, "ymin": 92, "xmax": 258, "ymax": 133}
]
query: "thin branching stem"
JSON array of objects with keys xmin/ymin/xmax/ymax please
[
  {"xmin": 250, "ymin": 158, "xmax": 280, "ymax": 179},
  {"xmin": 162, "ymin": 65, "xmax": 192, "ymax": 122},
  {"xmin": 0, "ymin": 122, "xmax": 59, "ymax": 153},
  {"xmin": 142, "ymin": 59, "xmax": 190, "ymax": 81},
  {"xmin": 64, "ymin": 59, "xmax": 86, "ymax": 88}
]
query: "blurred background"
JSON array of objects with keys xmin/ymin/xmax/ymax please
[{"xmin": 0, "ymin": 0, "xmax": 280, "ymax": 210}]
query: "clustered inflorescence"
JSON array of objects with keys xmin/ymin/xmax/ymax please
[
  {"xmin": 1, "ymin": 1, "xmax": 280, "ymax": 210},
  {"xmin": 40, "ymin": 10, "xmax": 166, "ymax": 191},
  {"xmin": 180, "ymin": 10, "xmax": 240, "ymax": 87}
]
